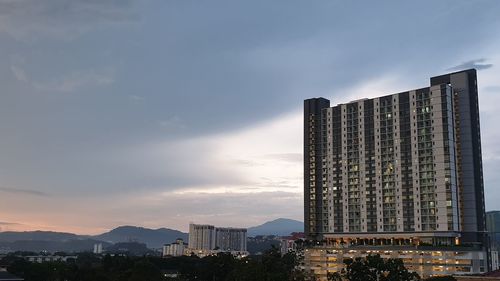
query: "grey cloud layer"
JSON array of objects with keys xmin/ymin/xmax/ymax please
[
  {"xmin": 1, "ymin": 0, "xmax": 500, "ymax": 230},
  {"xmin": 0, "ymin": 0, "xmax": 136, "ymax": 39},
  {"xmin": 0, "ymin": 187, "xmax": 49, "ymax": 197}
]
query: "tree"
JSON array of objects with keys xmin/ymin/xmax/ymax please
[
  {"xmin": 382, "ymin": 257, "xmax": 420, "ymax": 281},
  {"xmin": 127, "ymin": 260, "xmax": 162, "ymax": 281},
  {"xmin": 327, "ymin": 271, "xmax": 342, "ymax": 281},
  {"xmin": 344, "ymin": 257, "xmax": 376, "ymax": 281},
  {"xmin": 6, "ymin": 250, "xmax": 309, "ymax": 281},
  {"xmin": 343, "ymin": 255, "xmax": 420, "ymax": 281},
  {"xmin": 289, "ymin": 269, "xmax": 317, "ymax": 281}
]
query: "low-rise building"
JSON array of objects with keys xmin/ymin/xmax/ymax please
[
  {"xmin": 280, "ymin": 239, "xmax": 296, "ymax": 256},
  {"xmin": 486, "ymin": 210, "xmax": 500, "ymax": 271},
  {"xmin": 280, "ymin": 232, "xmax": 305, "ymax": 256},
  {"xmin": 24, "ymin": 255, "xmax": 77, "ymax": 263},
  {"xmin": 162, "ymin": 239, "xmax": 186, "ymax": 257},
  {"xmin": 184, "ymin": 248, "xmax": 248, "ymax": 258},
  {"xmin": 93, "ymin": 243, "xmax": 103, "ymax": 254}
]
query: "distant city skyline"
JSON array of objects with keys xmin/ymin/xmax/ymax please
[{"xmin": 1, "ymin": 1, "xmax": 500, "ymax": 235}]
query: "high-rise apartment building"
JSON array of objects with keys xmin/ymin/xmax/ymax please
[
  {"xmin": 486, "ymin": 211, "xmax": 500, "ymax": 239},
  {"xmin": 303, "ymin": 69, "xmax": 495, "ymax": 278},
  {"xmin": 215, "ymin": 227, "xmax": 247, "ymax": 252},
  {"xmin": 187, "ymin": 223, "xmax": 247, "ymax": 257},
  {"xmin": 188, "ymin": 224, "xmax": 216, "ymax": 250},
  {"xmin": 486, "ymin": 211, "xmax": 500, "ymax": 264}
]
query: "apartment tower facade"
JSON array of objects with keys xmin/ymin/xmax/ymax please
[
  {"xmin": 303, "ymin": 69, "xmax": 493, "ymax": 278},
  {"xmin": 187, "ymin": 223, "xmax": 247, "ymax": 257}
]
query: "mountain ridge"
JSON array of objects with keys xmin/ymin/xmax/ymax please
[
  {"xmin": 94, "ymin": 225, "xmax": 187, "ymax": 248},
  {"xmin": 247, "ymin": 218, "xmax": 303, "ymax": 237},
  {"xmin": 0, "ymin": 218, "xmax": 304, "ymax": 251},
  {"xmin": 0, "ymin": 230, "xmax": 85, "ymax": 242}
]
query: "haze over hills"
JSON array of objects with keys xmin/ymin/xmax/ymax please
[{"xmin": 0, "ymin": 218, "xmax": 303, "ymax": 252}]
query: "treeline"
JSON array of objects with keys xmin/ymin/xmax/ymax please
[
  {"xmin": 1, "ymin": 249, "xmax": 457, "ymax": 281},
  {"xmin": 2, "ymin": 248, "xmax": 311, "ymax": 281}
]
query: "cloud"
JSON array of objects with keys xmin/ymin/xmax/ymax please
[
  {"xmin": 102, "ymin": 136, "xmax": 252, "ymax": 193},
  {"xmin": 32, "ymin": 67, "xmax": 115, "ymax": 93},
  {"xmin": 484, "ymin": 86, "xmax": 500, "ymax": 92},
  {"xmin": 7, "ymin": 58, "xmax": 115, "ymax": 93},
  {"xmin": 448, "ymin": 58, "xmax": 493, "ymax": 71},
  {"xmin": 10, "ymin": 65, "xmax": 29, "ymax": 82},
  {"xmin": 230, "ymin": 159, "xmax": 262, "ymax": 167},
  {"xmin": 159, "ymin": 116, "xmax": 186, "ymax": 131},
  {"xmin": 1, "ymin": 1, "xmax": 500, "ymax": 233},
  {"xmin": 262, "ymin": 153, "xmax": 302, "ymax": 163},
  {"xmin": 229, "ymin": 153, "xmax": 302, "ymax": 168},
  {"xmin": 0, "ymin": 0, "xmax": 137, "ymax": 40},
  {"xmin": 0, "ymin": 186, "xmax": 303, "ymax": 233},
  {"xmin": 0, "ymin": 187, "xmax": 50, "ymax": 197},
  {"xmin": 116, "ymin": 190, "xmax": 303, "ymax": 231},
  {"xmin": 256, "ymin": 177, "xmax": 299, "ymax": 189},
  {"xmin": 483, "ymin": 158, "xmax": 500, "ymax": 211},
  {"xmin": 0, "ymin": 221, "xmax": 21, "ymax": 225},
  {"xmin": 129, "ymin": 95, "xmax": 144, "ymax": 101},
  {"xmin": 0, "ymin": 221, "xmax": 22, "ymax": 232}
]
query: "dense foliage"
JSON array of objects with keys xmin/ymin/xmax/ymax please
[
  {"xmin": 1, "ymin": 250, "xmax": 456, "ymax": 281},
  {"xmin": 341, "ymin": 255, "xmax": 421, "ymax": 281},
  {"xmin": 2, "ymin": 248, "xmax": 313, "ymax": 281}
]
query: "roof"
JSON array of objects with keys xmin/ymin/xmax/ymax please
[{"xmin": 0, "ymin": 271, "xmax": 24, "ymax": 281}]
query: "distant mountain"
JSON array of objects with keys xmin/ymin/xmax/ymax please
[
  {"xmin": 94, "ymin": 226, "xmax": 187, "ymax": 248},
  {"xmin": 247, "ymin": 218, "xmax": 303, "ymax": 237},
  {"xmin": 0, "ymin": 226, "xmax": 188, "ymax": 252},
  {"xmin": 0, "ymin": 239, "xmax": 111, "ymax": 253},
  {"xmin": 0, "ymin": 231, "xmax": 82, "ymax": 242},
  {"xmin": 105, "ymin": 242, "xmax": 154, "ymax": 256},
  {"xmin": 0, "ymin": 220, "xmax": 302, "ymax": 251}
]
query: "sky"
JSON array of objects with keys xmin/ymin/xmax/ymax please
[{"xmin": 1, "ymin": 0, "xmax": 500, "ymax": 234}]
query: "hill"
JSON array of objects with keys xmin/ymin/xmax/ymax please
[
  {"xmin": 0, "ymin": 230, "xmax": 82, "ymax": 242},
  {"xmin": 0, "ymin": 239, "xmax": 111, "ymax": 253},
  {"xmin": 0, "ymin": 226, "xmax": 188, "ymax": 252},
  {"xmin": 247, "ymin": 218, "xmax": 303, "ymax": 237},
  {"xmin": 93, "ymin": 226, "xmax": 187, "ymax": 248},
  {"xmin": 105, "ymin": 241, "xmax": 154, "ymax": 256}
]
